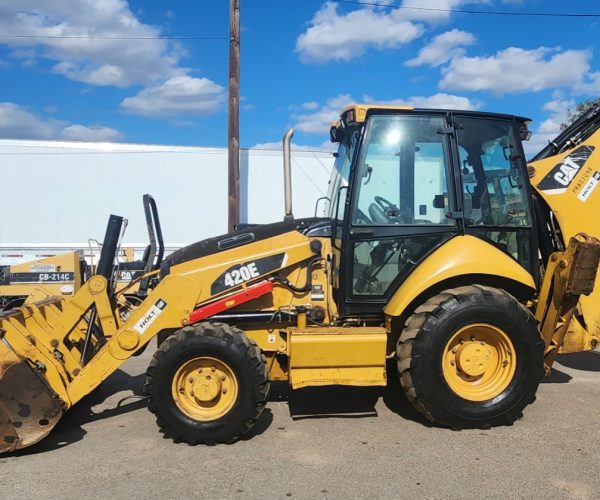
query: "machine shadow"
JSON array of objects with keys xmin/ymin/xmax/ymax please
[
  {"xmin": 556, "ymin": 351, "xmax": 600, "ymax": 371},
  {"xmin": 241, "ymin": 408, "xmax": 273, "ymax": 440},
  {"xmin": 541, "ymin": 351, "xmax": 600, "ymax": 384},
  {"xmin": 268, "ymin": 362, "xmax": 430, "ymax": 426},
  {"xmin": 8, "ymin": 369, "xmax": 147, "ymax": 457},
  {"xmin": 541, "ymin": 368, "xmax": 572, "ymax": 384}
]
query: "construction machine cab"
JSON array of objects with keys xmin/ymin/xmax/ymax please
[{"xmin": 328, "ymin": 105, "xmax": 536, "ymax": 315}]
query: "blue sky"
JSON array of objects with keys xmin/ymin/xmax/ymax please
[{"xmin": 0, "ymin": 0, "xmax": 598, "ymax": 154}]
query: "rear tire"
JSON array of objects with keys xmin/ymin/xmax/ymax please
[
  {"xmin": 144, "ymin": 322, "xmax": 269, "ymax": 444},
  {"xmin": 397, "ymin": 285, "xmax": 544, "ymax": 429}
]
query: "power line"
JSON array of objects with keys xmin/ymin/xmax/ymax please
[
  {"xmin": 331, "ymin": 0, "xmax": 600, "ymax": 18},
  {"xmin": 0, "ymin": 34, "xmax": 228, "ymax": 41},
  {"xmin": 2, "ymin": 3, "xmax": 594, "ymax": 44}
]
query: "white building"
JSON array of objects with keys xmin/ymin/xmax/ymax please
[{"xmin": 0, "ymin": 139, "xmax": 334, "ymax": 264}]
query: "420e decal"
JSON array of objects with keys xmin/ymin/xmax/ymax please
[{"xmin": 210, "ymin": 253, "xmax": 287, "ymax": 294}]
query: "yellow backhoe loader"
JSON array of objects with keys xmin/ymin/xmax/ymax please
[
  {"xmin": 0, "ymin": 194, "xmax": 164, "ymax": 311},
  {"xmin": 0, "ymin": 252, "xmax": 87, "ymax": 311},
  {"xmin": 1, "ymin": 104, "xmax": 600, "ymax": 453}
]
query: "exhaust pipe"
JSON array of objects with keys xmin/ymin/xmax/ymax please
[{"xmin": 283, "ymin": 128, "xmax": 294, "ymax": 222}]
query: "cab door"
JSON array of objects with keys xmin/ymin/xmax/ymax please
[{"xmin": 338, "ymin": 113, "xmax": 460, "ymax": 316}]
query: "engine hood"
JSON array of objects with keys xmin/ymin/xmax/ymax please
[{"xmin": 161, "ymin": 218, "xmax": 325, "ymax": 277}]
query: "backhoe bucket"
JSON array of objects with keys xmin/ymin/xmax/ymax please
[{"xmin": 0, "ymin": 339, "xmax": 63, "ymax": 453}]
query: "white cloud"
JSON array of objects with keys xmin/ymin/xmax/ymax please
[
  {"xmin": 301, "ymin": 101, "xmax": 320, "ymax": 111},
  {"xmin": 0, "ymin": 102, "xmax": 122, "ymax": 142},
  {"xmin": 393, "ymin": 0, "xmax": 480, "ymax": 23},
  {"xmin": 440, "ymin": 47, "xmax": 591, "ymax": 94},
  {"xmin": 288, "ymin": 101, "xmax": 320, "ymax": 112},
  {"xmin": 0, "ymin": 0, "xmax": 183, "ymax": 87},
  {"xmin": 0, "ymin": 1, "xmax": 225, "ymax": 120},
  {"xmin": 366, "ymin": 92, "xmax": 481, "ymax": 110},
  {"xmin": 61, "ymin": 124, "xmax": 122, "ymax": 141},
  {"xmin": 525, "ymin": 94, "xmax": 575, "ymax": 156},
  {"xmin": 292, "ymin": 92, "xmax": 480, "ymax": 137},
  {"xmin": 574, "ymin": 72, "xmax": 600, "ymax": 95},
  {"xmin": 296, "ymin": 0, "xmax": 490, "ymax": 64},
  {"xmin": 292, "ymin": 94, "xmax": 355, "ymax": 134},
  {"xmin": 121, "ymin": 76, "xmax": 226, "ymax": 118},
  {"xmin": 405, "ymin": 29, "xmax": 475, "ymax": 67},
  {"xmin": 296, "ymin": 2, "xmax": 423, "ymax": 63},
  {"xmin": 0, "ymin": 102, "xmax": 61, "ymax": 139}
]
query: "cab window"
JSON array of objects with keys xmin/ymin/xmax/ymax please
[
  {"xmin": 456, "ymin": 116, "xmax": 534, "ymax": 271},
  {"xmin": 352, "ymin": 115, "xmax": 452, "ymax": 226}
]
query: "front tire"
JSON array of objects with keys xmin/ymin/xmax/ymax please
[
  {"xmin": 144, "ymin": 322, "xmax": 269, "ymax": 444},
  {"xmin": 397, "ymin": 285, "xmax": 544, "ymax": 429}
]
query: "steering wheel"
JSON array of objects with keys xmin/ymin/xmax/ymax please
[{"xmin": 369, "ymin": 196, "xmax": 400, "ymax": 224}]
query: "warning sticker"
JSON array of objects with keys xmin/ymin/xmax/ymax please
[
  {"xmin": 30, "ymin": 264, "xmax": 57, "ymax": 273},
  {"xmin": 134, "ymin": 299, "xmax": 167, "ymax": 334},
  {"xmin": 577, "ymin": 171, "xmax": 600, "ymax": 202}
]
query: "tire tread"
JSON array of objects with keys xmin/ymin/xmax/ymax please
[
  {"xmin": 144, "ymin": 322, "xmax": 269, "ymax": 445},
  {"xmin": 397, "ymin": 285, "xmax": 544, "ymax": 428}
]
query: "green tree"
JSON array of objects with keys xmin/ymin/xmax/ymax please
[{"xmin": 561, "ymin": 98, "xmax": 600, "ymax": 129}]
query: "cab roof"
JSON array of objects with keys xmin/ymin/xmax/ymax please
[{"xmin": 340, "ymin": 104, "xmax": 531, "ymax": 125}]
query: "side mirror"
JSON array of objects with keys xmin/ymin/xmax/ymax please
[
  {"xmin": 519, "ymin": 123, "xmax": 532, "ymax": 141},
  {"xmin": 330, "ymin": 125, "xmax": 343, "ymax": 143}
]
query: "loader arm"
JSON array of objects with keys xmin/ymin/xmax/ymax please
[
  {"xmin": 0, "ymin": 229, "xmax": 317, "ymax": 452},
  {"xmin": 535, "ymin": 233, "xmax": 600, "ymax": 374},
  {"xmin": 529, "ymin": 107, "xmax": 600, "ymax": 358}
]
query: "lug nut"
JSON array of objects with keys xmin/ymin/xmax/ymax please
[
  {"xmin": 222, "ymin": 388, "xmax": 228, "ymax": 395},
  {"xmin": 211, "ymin": 366, "xmax": 216, "ymax": 372},
  {"xmin": 188, "ymin": 377, "xmax": 194, "ymax": 383},
  {"xmin": 220, "ymin": 375, "xmax": 226, "ymax": 381},
  {"xmin": 450, "ymin": 360, "xmax": 455, "ymax": 366},
  {"xmin": 480, "ymin": 341, "xmax": 485, "ymax": 346},
  {"xmin": 451, "ymin": 347, "xmax": 457, "ymax": 354}
]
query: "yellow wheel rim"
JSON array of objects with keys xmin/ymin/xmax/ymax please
[
  {"xmin": 172, "ymin": 357, "xmax": 238, "ymax": 421},
  {"xmin": 442, "ymin": 324, "xmax": 516, "ymax": 402}
]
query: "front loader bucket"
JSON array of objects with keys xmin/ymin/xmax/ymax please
[{"xmin": 0, "ymin": 339, "xmax": 63, "ymax": 453}]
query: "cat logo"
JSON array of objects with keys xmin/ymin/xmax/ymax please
[
  {"xmin": 537, "ymin": 145, "xmax": 595, "ymax": 194},
  {"xmin": 553, "ymin": 158, "xmax": 581, "ymax": 187}
]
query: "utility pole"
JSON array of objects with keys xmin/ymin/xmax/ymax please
[{"xmin": 228, "ymin": 0, "xmax": 240, "ymax": 232}]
